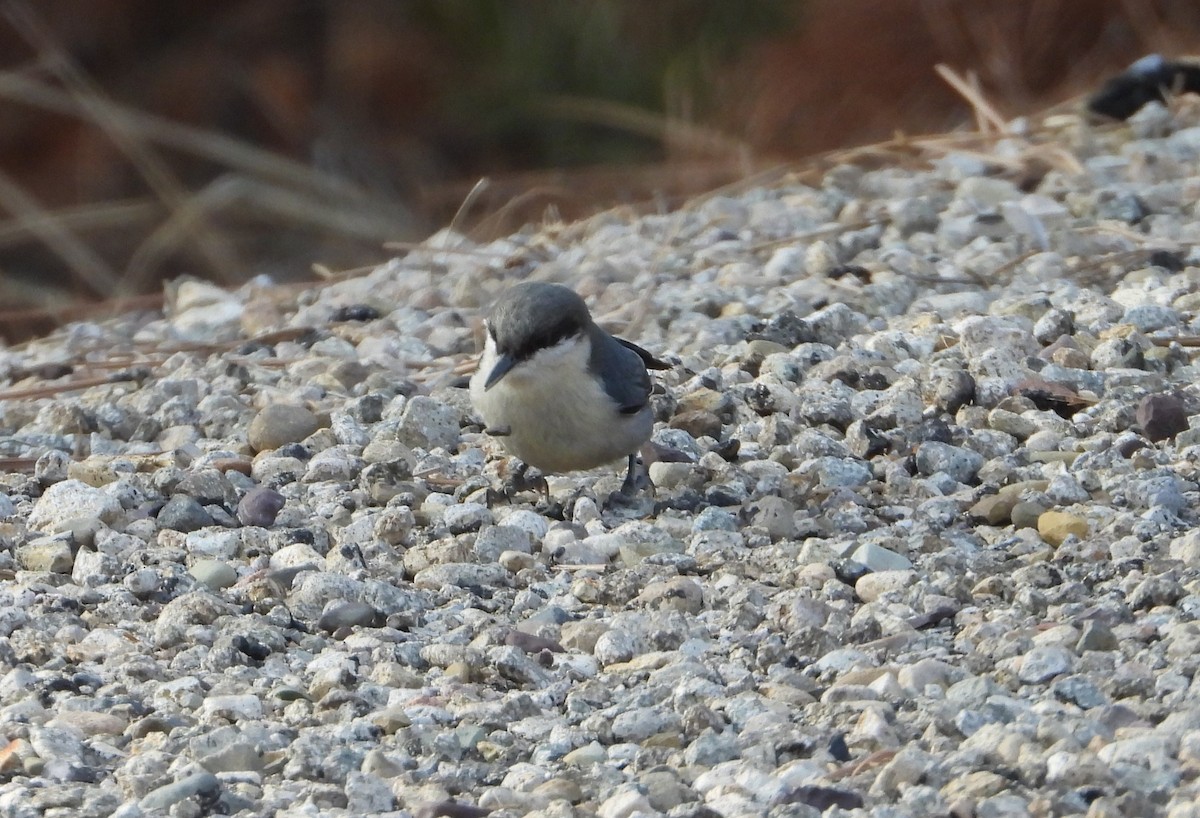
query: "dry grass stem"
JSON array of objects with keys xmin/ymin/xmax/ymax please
[{"xmin": 0, "ymin": 169, "xmax": 120, "ymax": 294}]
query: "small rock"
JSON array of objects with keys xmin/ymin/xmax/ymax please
[
  {"xmin": 398, "ymin": 396, "xmax": 461, "ymax": 451},
  {"xmin": 776, "ymin": 785, "xmax": 864, "ymax": 811},
  {"xmin": 1123, "ymin": 303, "xmax": 1178, "ymax": 332},
  {"xmin": 1011, "ymin": 498, "xmax": 1051, "ymax": 529},
  {"xmin": 158, "ymin": 494, "xmax": 215, "ymax": 532},
  {"xmin": 897, "ymin": 658, "xmax": 959, "ymax": 692},
  {"xmin": 648, "ymin": 461, "xmax": 694, "ymax": 489},
  {"xmin": 1127, "ymin": 575, "xmax": 1184, "ymax": 610},
  {"xmin": 639, "ymin": 768, "xmax": 694, "ymax": 811},
  {"xmin": 189, "ymin": 559, "xmax": 237, "ymax": 590},
  {"xmin": 1018, "ymin": 645, "xmax": 1074, "ymax": 684},
  {"xmin": 969, "ymin": 494, "xmax": 1018, "ymax": 525},
  {"xmin": 346, "ymin": 771, "xmax": 397, "ymax": 813},
  {"xmin": 1077, "ymin": 621, "xmax": 1119, "ymax": 652},
  {"xmin": 474, "ymin": 525, "xmax": 533, "ymax": 562},
  {"xmin": 248, "ymin": 404, "xmax": 322, "ymax": 452},
  {"xmin": 929, "ymin": 369, "xmax": 976, "ymax": 414},
  {"xmin": 414, "ymin": 563, "xmax": 507, "ymax": 589},
  {"xmin": 856, "ymin": 570, "xmax": 916, "ymax": 602},
  {"xmin": 560, "ymin": 621, "xmax": 608, "ymax": 653},
  {"xmin": 318, "ymin": 600, "xmax": 380, "ymax": 631},
  {"xmin": 199, "ymin": 741, "xmax": 263, "ymax": 773},
  {"xmin": 1051, "ymin": 675, "xmax": 1107, "ymax": 709},
  {"xmin": 764, "ymin": 246, "xmax": 805, "ymax": 279},
  {"xmin": 670, "ymin": 409, "xmax": 723, "ymax": 439},
  {"xmin": 598, "ymin": 786, "xmax": 655, "ymax": 818},
  {"xmin": 236, "ymin": 487, "xmax": 285, "ymax": 527},
  {"xmin": 1038, "ymin": 511, "xmax": 1088, "ymax": 546},
  {"xmin": 27, "ymin": 479, "xmax": 121, "ymax": 533},
  {"xmin": 1033, "ymin": 308, "xmax": 1074, "ymax": 344},
  {"xmin": 751, "ymin": 496, "xmax": 796, "ymax": 540},
  {"xmin": 849, "ymin": 542, "xmax": 913, "ymax": 572},
  {"xmin": 498, "ymin": 550, "xmax": 536, "ymax": 573},
  {"xmin": 958, "ymin": 176, "xmax": 1022, "ymax": 207},
  {"xmin": 1137, "ymin": 393, "xmax": 1188, "ymax": 442},
  {"xmin": 16, "ymin": 535, "xmax": 74, "ymax": 573},
  {"xmin": 638, "ymin": 577, "xmax": 704, "ymax": 614},
  {"xmin": 498, "ymin": 509, "xmax": 550, "ymax": 541},
  {"xmin": 200, "ymin": 694, "xmax": 263, "ymax": 721},
  {"xmin": 139, "ymin": 771, "xmax": 221, "ymax": 811},
  {"xmin": 915, "ymin": 441, "xmax": 984, "ymax": 483},
  {"xmin": 563, "ymin": 741, "xmax": 607, "ymax": 766},
  {"xmin": 692, "ymin": 506, "xmax": 738, "ymax": 533},
  {"xmin": 443, "ymin": 503, "xmax": 492, "ymax": 534}
]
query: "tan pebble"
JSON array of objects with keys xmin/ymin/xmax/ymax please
[
  {"xmin": 1037, "ymin": 510, "xmax": 1089, "ymax": 546},
  {"xmin": 855, "ymin": 569, "xmax": 916, "ymax": 603}
]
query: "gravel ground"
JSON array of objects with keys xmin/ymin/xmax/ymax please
[{"xmin": 2, "ymin": 99, "xmax": 1200, "ymax": 818}]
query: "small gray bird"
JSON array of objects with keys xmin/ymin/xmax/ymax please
[{"xmin": 470, "ymin": 282, "xmax": 667, "ymax": 494}]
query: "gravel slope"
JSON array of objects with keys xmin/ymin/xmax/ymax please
[{"xmin": 2, "ymin": 100, "xmax": 1200, "ymax": 818}]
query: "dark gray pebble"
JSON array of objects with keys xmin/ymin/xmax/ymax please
[{"xmin": 237, "ymin": 487, "xmax": 286, "ymax": 527}]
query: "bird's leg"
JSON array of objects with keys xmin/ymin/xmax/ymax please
[
  {"xmin": 606, "ymin": 451, "xmax": 657, "ymax": 511},
  {"xmin": 606, "ymin": 454, "xmax": 652, "ymax": 511},
  {"xmin": 619, "ymin": 453, "xmax": 640, "ymax": 496}
]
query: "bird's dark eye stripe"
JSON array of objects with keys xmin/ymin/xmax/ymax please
[{"xmin": 506, "ymin": 318, "xmax": 579, "ymax": 361}]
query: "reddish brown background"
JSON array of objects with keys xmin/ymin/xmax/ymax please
[{"xmin": 0, "ymin": 0, "xmax": 1197, "ymax": 336}]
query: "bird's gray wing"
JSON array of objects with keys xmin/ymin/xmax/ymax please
[{"xmin": 588, "ymin": 329, "xmax": 654, "ymax": 415}]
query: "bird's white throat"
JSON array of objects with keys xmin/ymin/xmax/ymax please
[{"xmin": 471, "ymin": 328, "xmax": 649, "ymax": 472}]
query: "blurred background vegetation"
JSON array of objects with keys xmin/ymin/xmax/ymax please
[{"xmin": 0, "ymin": 0, "xmax": 1197, "ymax": 339}]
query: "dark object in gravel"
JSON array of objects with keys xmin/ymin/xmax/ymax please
[
  {"xmin": 827, "ymin": 264, "xmax": 871, "ymax": 283},
  {"xmin": 908, "ymin": 605, "xmax": 959, "ymax": 630},
  {"xmin": 1148, "ymin": 249, "xmax": 1186, "ymax": 272},
  {"xmin": 913, "ymin": 417, "xmax": 953, "ymax": 445},
  {"xmin": 712, "ymin": 438, "xmax": 740, "ymax": 462},
  {"xmin": 705, "ymin": 485, "xmax": 743, "ymax": 506},
  {"xmin": 157, "ymin": 494, "xmax": 214, "ymax": 532},
  {"xmin": 413, "ymin": 800, "xmax": 491, "ymax": 818},
  {"xmin": 930, "ymin": 369, "xmax": 975, "ymax": 414},
  {"xmin": 1136, "ymin": 393, "xmax": 1189, "ymax": 442},
  {"xmin": 656, "ymin": 489, "xmax": 705, "ymax": 514},
  {"xmin": 233, "ymin": 635, "xmax": 272, "ymax": 661},
  {"xmin": 1012, "ymin": 377, "xmax": 1092, "ymax": 418},
  {"xmin": 774, "ymin": 784, "xmax": 864, "ymax": 811},
  {"xmin": 331, "ymin": 304, "xmax": 383, "ymax": 322},
  {"xmin": 832, "ymin": 559, "xmax": 870, "ymax": 586},
  {"xmin": 237, "ymin": 487, "xmax": 286, "ymax": 527},
  {"xmin": 1088, "ymin": 55, "xmax": 1200, "ymax": 121},
  {"xmin": 504, "ymin": 630, "xmax": 565, "ymax": 654},
  {"xmin": 8, "ymin": 362, "xmax": 74, "ymax": 381},
  {"xmin": 747, "ymin": 310, "xmax": 815, "ymax": 347},
  {"xmin": 828, "ymin": 733, "xmax": 852, "ymax": 762},
  {"xmin": 1116, "ymin": 436, "xmax": 1150, "ymax": 457}
]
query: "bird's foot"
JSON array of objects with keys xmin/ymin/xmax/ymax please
[
  {"xmin": 619, "ymin": 453, "xmax": 653, "ymax": 496},
  {"xmin": 505, "ymin": 460, "xmax": 549, "ymax": 501},
  {"xmin": 604, "ymin": 453, "xmax": 654, "ymax": 513}
]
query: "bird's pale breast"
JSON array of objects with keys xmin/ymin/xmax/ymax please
[{"xmin": 470, "ymin": 335, "xmax": 652, "ymax": 473}]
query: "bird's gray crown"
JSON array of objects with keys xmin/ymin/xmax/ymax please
[{"xmin": 487, "ymin": 282, "xmax": 593, "ymax": 361}]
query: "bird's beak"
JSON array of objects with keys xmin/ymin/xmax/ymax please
[{"xmin": 483, "ymin": 354, "xmax": 517, "ymax": 389}]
